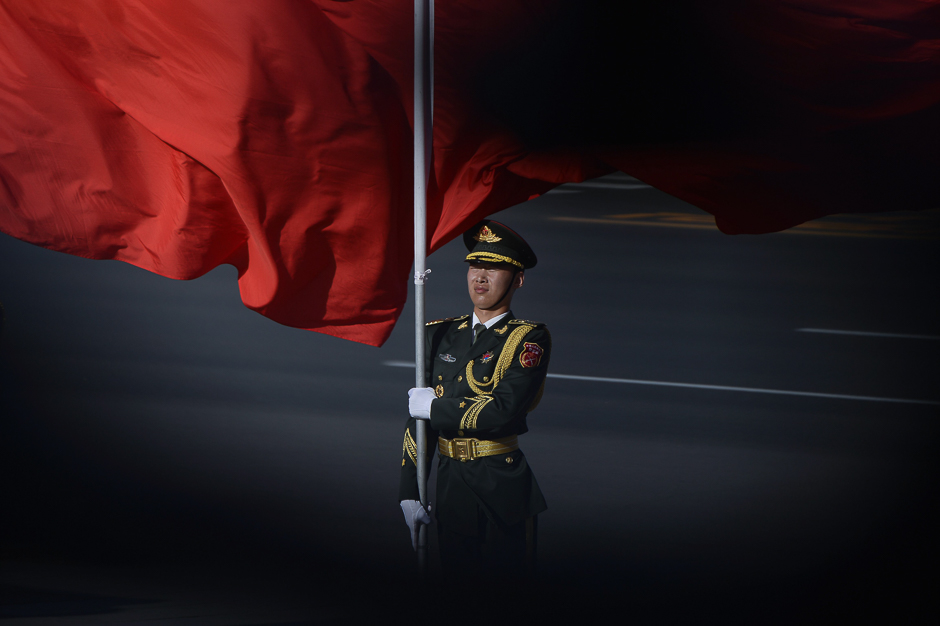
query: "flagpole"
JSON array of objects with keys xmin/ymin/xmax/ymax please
[{"xmin": 413, "ymin": 0, "xmax": 432, "ymax": 574}]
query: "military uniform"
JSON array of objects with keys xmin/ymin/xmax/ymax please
[
  {"xmin": 399, "ymin": 310, "xmax": 550, "ymax": 572},
  {"xmin": 400, "ymin": 219, "xmax": 549, "ymax": 575}
]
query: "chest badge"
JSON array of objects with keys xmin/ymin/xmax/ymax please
[
  {"xmin": 480, "ymin": 351, "xmax": 494, "ymax": 364},
  {"xmin": 439, "ymin": 353, "xmax": 456, "ymax": 363},
  {"xmin": 519, "ymin": 342, "xmax": 544, "ymax": 368}
]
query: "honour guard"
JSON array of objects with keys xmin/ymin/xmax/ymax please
[{"xmin": 400, "ymin": 220, "xmax": 550, "ymax": 577}]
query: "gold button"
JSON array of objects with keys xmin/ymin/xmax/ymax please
[
  {"xmin": 505, "ymin": 456, "xmax": 514, "ymax": 464},
  {"xmin": 438, "ymin": 375, "xmax": 442, "ymax": 380},
  {"xmin": 483, "ymin": 376, "xmax": 489, "ymax": 381},
  {"xmin": 457, "ymin": 375, "xmax": 463, "ymax": 381},
  {"xmin": 457, "ymin": 430, "xmax": 464, "ymax": 436}
]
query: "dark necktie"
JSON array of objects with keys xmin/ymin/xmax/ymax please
[{"xmin": 472, "ymin": 323, "xmax": 486, "ymax": 344}]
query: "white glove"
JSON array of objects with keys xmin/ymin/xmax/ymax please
[
  {"xmin": 408, "ymin": 387, "xmax": 435, "ymax": 420},
  {"xmin": 400, "ymin": 500, "xmax": 432, "ymax": 550}
]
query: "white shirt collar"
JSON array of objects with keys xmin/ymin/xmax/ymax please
[{"xmin": 472, "ymin": 311, "xmax": 510, "ymax": 330}]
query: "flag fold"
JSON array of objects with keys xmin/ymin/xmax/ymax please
[{"xmin": 1, "ymin": 1, "xmax": 936, "ymax": 345}]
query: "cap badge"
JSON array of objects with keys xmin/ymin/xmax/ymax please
[
  {"xmin": 474, "ymin": 225, "xmax": 502, "ymax": 243},
  {"xmin": 439, "ymin": 353, "xmax": 456, "ymax": 363},
  {"xmin": 480, "ymin": 351, "xmax": 494, "ymax": 364}
]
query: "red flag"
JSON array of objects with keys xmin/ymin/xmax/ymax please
[
  {"xmin": 599, "ymin": 1, "xmax": 940, "ymax": 234},
  {"xmin": 0, "ymin": 0, "xmax": 415, "ymax": 344},
  {"xmin": 1, "ymin": 1, "xmax": 937, "ymax": 345}
]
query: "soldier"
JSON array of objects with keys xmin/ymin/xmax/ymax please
[{"xmin": 400, "ymin": 219, "xmax": 550, "ymax": 577}]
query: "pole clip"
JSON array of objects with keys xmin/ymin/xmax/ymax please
[{"xmin": 414, "ymin": 269, "xmax": 432, "ymax": 285}]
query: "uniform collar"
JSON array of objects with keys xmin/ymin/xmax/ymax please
[
  {"xmin": 471, "ymin": 311, "xmax": 511, "ymax": 330},
  {"xmin": 462, "ymin": 311, "xmax": 513, "ymax": 362}
]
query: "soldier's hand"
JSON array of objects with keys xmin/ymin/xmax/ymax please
[
  {"xmin": 400, "ymin": 500, "xmax": 432, "ymax": 550},
  {"xmin": 408, "ymin": 387, "xmax": 435, "ymax": 420}
]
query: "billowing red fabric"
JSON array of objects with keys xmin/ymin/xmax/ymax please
[
  {"xmin": 1, "ymin": 1, "xmax": 937, "ymax": 345},
  {"xmin": 0, "ymin": 0, "xmax": 411, "ymax": 344},
  {"xmin": 604, "ymin": 1, "xmax": 940, "ymax": 234}
]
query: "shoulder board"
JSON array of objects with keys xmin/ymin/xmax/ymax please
[
  {"xmin": 509, "ymin": 319, "xmax": 544, "ymax": 327},
  {"xmin": 426, "ymin": 314, "xmax": 470, "ymax": 326}
]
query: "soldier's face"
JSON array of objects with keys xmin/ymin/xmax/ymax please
[{"xmin": 467, "ymin": 261, "xmax": 523, "ymax": 310}]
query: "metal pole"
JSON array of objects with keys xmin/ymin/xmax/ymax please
[{"xmin": 413, "ymin": 0, "xmax": 432, "ymax": 575}]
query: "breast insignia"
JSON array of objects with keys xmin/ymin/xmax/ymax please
[
  {"xmin": 439, "ymin": 353, "xmax": 457, "ymax": 363},
  {"xmin": 480, "ymin": 351, "xmax": 494, "ymax": 364}
]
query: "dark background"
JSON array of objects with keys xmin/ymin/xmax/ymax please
[{"xmin": 2, "ymin": 175, "xmax": 938, "ymax": 623}]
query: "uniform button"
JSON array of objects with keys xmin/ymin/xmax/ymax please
[
  {"xmin": 457, "ymin": 430, "xmax": 464, "ymax": 437},
  {"xmin": 483, "ymin": 376, "xmax": 489, "ymax": 382},
  {"xmin": 505, "ymin": 456, "xmax": 514, "ymax": 464},
  {"xmin": 438, "ymin": 375, "xmax": 442, "ymax": 380},
  {"xmin": 457, "ymin": 375, "xmax": 463, "ymax": 382}
]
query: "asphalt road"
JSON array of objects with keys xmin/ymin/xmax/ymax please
[{"xmin": 1, "ymin": 175, "xmax": 938, "ymax": 624}]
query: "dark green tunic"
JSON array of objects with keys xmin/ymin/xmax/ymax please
[{"xmin": 399, "ymin": 312, "xmax": 550, "ymax": 535}]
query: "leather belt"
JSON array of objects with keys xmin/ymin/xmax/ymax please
[{"xmin": 438, "ymin": 435, "xmax": 519, "ymax": 461}]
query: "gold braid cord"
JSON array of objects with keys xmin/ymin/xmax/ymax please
[
  {"xmin": 465, "ymin": 252, "xmax": 524, "ymax": 269},
  {"xmin": 465, "ymin": 360, "xmax": 494, "ymax": 395},
  {"xmin": 459, "ymin": 324, "xmax": 537, "ymax": 429},
  {"xmin": 465, "ymin": 324, "xmax": 533, "ymax": 395},
  {"xmin": 403, "ymin": 429, "xmax": 418, "ymax": 466},
  {"xmin": 459, "ymin": 395, "xmax": 494, "ymax": 429},
  {"xmin": 494, "ymin": 325, "xmax": 535, "ymax": 387}
]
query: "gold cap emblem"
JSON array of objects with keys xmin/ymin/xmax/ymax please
[{"xmin": 474, "ymin": 225, "xmax": 502, "ymax": 243}]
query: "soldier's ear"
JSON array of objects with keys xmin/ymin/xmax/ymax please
[{"xmin": 515, "ymin": 271, "xmax": 525, "ymax": 289}]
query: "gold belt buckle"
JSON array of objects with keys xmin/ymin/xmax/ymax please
[{"xmin": 453, "ymin": 438, "xmax": 474, "ymax": 461}]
